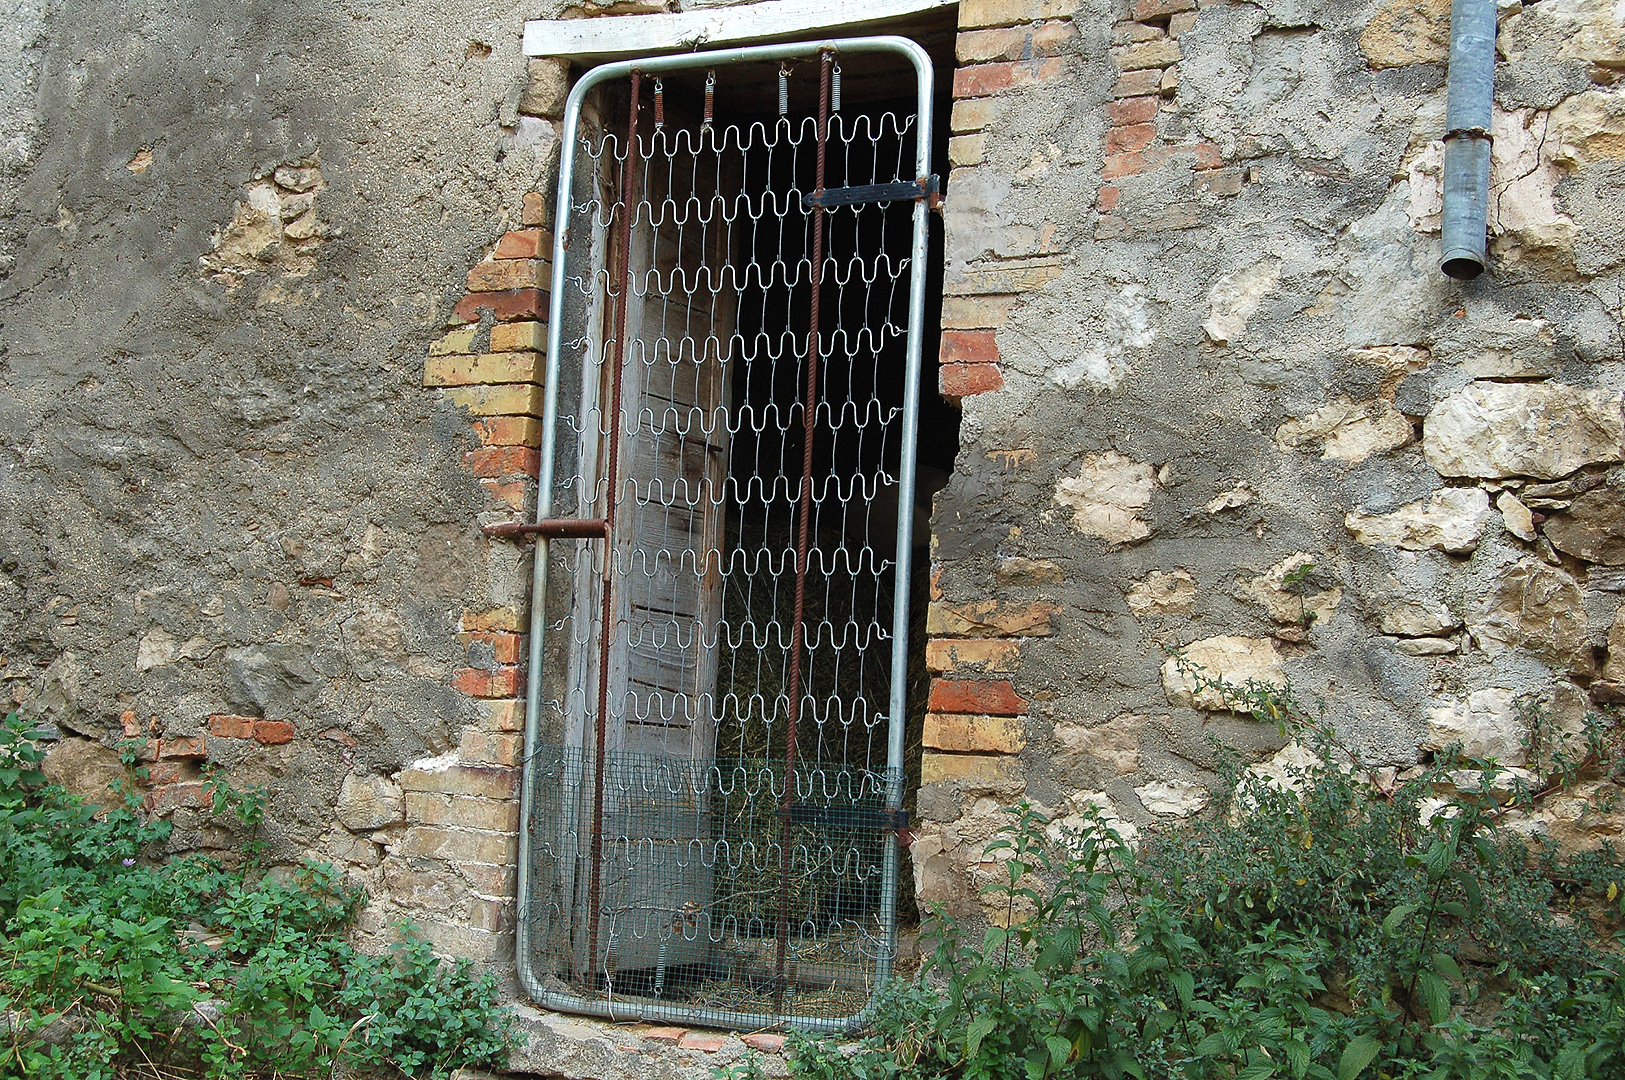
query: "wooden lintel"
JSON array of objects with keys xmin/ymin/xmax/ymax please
[{"xmin": 522, "ymin": 0, "xmax": 955, "ymax": 61}]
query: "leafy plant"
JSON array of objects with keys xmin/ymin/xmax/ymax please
[{"xmin": 0, "ymin": 711, "xmax": 513, "ymax": 1078}]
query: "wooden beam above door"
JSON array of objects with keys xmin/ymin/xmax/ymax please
[{"xmin": 522, "ymin": 0, "xmax": 957, "ymax": 61}]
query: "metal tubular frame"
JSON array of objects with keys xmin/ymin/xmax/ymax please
[{"xmin": 516, "ymin": 35, "xmax": 935, "ymax": 1033}]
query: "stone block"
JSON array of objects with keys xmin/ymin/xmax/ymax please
[
  {"xmin": 928, "ymin": 678, "xmax": 1028, "ymax": 716},
  {"xmin": 1125, "ymin": 569, "xmax": 1196, "ymax": 617},
  {"xmin": 925, "ymin": 637, "xmax": 1022, "ymax": 674},
  {"xmin": 457, "ymin": 729, "xmax": 522, "ymax": 768},
  {"xmin": 423, "ymin": 351, "xmax": 544, "ymax": 387},
  {"xmin": 1161, "ymin": 636, "xmax": 1286, "ymax": 710},
  {"xmin": 927, "ymin": 599, "xmax": 1058, "ymax": 637},
  {"xmin": 400, "ymin": 825, "xmax": 517, "ymax": 864},
  {"xmin": 1544, "ymin": 485, "xmax": 1625, "ymax": 564},
  {"xmin": 520, "ymin": 57, "xmax": 571, "ymax": 118},
  {"xmin": 924, "ymin": 713, "xmax": 1026, "ymax": 753},
  {"xmin": 405, "ymin": 792, "xmax": 519, "ymax": 833},
  {"xmin": 489, "ymin": 319, "xmax": 546, "ymax": 353},
  {"xmin": 1423, "ymin": 382, "xmax": 1624, "ymax": 480},
  {"xmin": 416, "ymin": 920, "xmax": 507, "ymax": 963},
  {"xmin": 338, "ymin": 773, "xmax": 406, "ymax": 831},
  {"xmin": 460, "ymin": 861, "xmax": 518, "ymax": 898},
  {"xmin": 1360, "ymin": 0, "xmax": 1450, "ymax": 68},
  {"xmin": 146, "ymin": 782, "xmax": 209, "ymax": 815},
  {"xmin": 1467, "ymin": 558, "xmax": 1591, "ymax": 673},
  {"xmin": 399, "ymin": 761, "xmax": 520, "ymax": 800},
  {"xmin": 444, "ymin": 383, "xmax": 546, "ymax": 418},
  {"xmin": 1168, "ymin": 10, "xmax": 1199, "ymax": 35},
  {"xmin": 920, "ymin": 752, "xmax": 1024, "ymax": 795},
  {"xmin": 958, "ymin": 0, "xmax": 1074, "ymax": 29},
  {"xmin": 1345, "ymin": 488, "xmax": 1493, "ymax": 553}
]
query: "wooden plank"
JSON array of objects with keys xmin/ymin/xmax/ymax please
[{"xmin": 523, "ymin": 0, "xmax": 956, "ymax": 61}]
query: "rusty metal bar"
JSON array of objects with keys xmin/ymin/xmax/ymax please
[
  {"xmin": 773, "ymin": 47, "xmax": 834, "ymax": 1014},
  {"xmin": 483, "ymin": 518, "xmax": 609, "ymax": 540},
  {"xmin": 586, "ymin": 67, "xmax": 643, "ymax": 988}
]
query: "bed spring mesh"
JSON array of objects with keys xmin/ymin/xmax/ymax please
[{"xmin": 524, "ymin": 45, "xmax": 928, "ymax": 1028}]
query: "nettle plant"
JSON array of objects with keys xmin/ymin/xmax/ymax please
[
  {"xmin": 0, "ymin": 712, "xmax": 513, "ymax": 1080},
  {"xmin": 722, "ymin": 668, "xmax": 1625, "ymax": 1080}
]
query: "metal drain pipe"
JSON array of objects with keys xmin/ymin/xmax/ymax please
[{"xmin": 1439, "ymin": 0, "xmax": 1496, "ymax": 279}]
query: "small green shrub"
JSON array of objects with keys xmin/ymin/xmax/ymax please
[
  {"xmin": 720, "ymin": 678, "xmax": 1625, "ymax": 1080},
  {"xmin": 0, "ymin": 712, "xmax": 513, "ymax": 1079}
]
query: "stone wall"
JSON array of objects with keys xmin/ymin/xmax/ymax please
[
  {"xmin": 917, "ymin": 0, "xmax": 1625, "ymax": 923},
  {"xmin": 1, "ymin": 0, "xmax": 1623, "ymax": 1050}
]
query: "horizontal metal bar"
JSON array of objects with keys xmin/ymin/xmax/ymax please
[
  {"xmin": 802, "ymin": 176, "xmax": 937, "ymax": 209},
  {"xmin": 484, "ymin": 518, "xmax": 608, "ymax": 540}
]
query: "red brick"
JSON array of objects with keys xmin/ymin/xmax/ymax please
[
  {"xmin": 1106, "ymin": 123, "xmax": 1158, "ymax": 154},
  {"xmin": 467, "ymin": 258, "xmax": 548, "ymax": 292},
  {"xmin": 1102, "ymin": 152, "xmax": 1144, "ymax": 179},
  {"xmin": 1097, "ymin": 184, "xmax": 1121, "ymax": 210},
  {"xmin": 940, "ymin": 363, "xmax": 1004, "ymax": 400},
  {"xmin": 461, "ymin": 630, "xmax": 526, "ymax": 664},
  {"xmin": 1180, "ymin": 141, "xmax": 1224, "ymax": 168},
  {"xmin": 464, "ymin": 446, "xmax": 541, "ymax": 478},
  {"xmin": 1106, "ymin": 95, "xmax": 1159, "ymax": 126},
  {"xmin": 679, "ymin": 1033, "xmax": 728, "ymax": 1052},
  {"xmin": 142, "ymin": 761, "xmax": 196, "ymax": 786},
  {"xmin": 479, "ymin": 478, "xmax": 528, "ymax": 511},
  {"xmin": 452, "ymin": 288, "xmax": 545, "ymax": 325},
  {"xmin": 927, "ymin": 678, "xmax": 1028, "ymax": 716},
  {"xmin": 208, "ymin": 714, "xmax": 257, "ymax": 739},
  {"xmin": 641, "ymin": 1027, "xmax": 687, "ymax": 1045},
  {"xmin": 741, "ymin": 1033, "xmax": 786, "ymax": 1053},
  {"xmin": 253, "ymin": 720, "xmax": 295, "ymax": 745},
  {"xmin": 940, "ymin": 329, "xmax": 1000, "ymax": 365},
  {"xmin": 494, "ymin": 229, "xmax": 547, "ymax": 259},
  {"xmin": 120, "ymin": 710, "xmax": 142, "ymax": 737},
  {"xmin": 158, "ymin": 735, "xmax": 206, "ymax": 760},
  {"xmin": 452, "ymin": 665, "xmax": 523, "ymax": 699},
  {"xmin": 952, "ymin": 58, "xmax": 1068, "ymax": 99},
  {"xmin": 471, "ymin": 416, "xmax": 541, "ymax": 448},
  {"xmin": 145, "ymin": 782, "xmax": 209, "ymax": 815}
]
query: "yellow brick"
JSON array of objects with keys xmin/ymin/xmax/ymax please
[
  {"xmin": 927, "ymin": 599, "xmax": 1058, "ymax": 637},
  {"xmin": 467, "ymin": 258, "xmax": 550, "ymax": 292},
  {"xmin": 489, "ymin": 320, "xmax": 547, "ymax": 353},
  {"xmin": 923, "ymin": 714, "xmax": 1026, "ymax": 753},
  {"xmin": 444, "ymin": 383, "xmax": 545, "ymax": 418},
  {"xmin": 472, "ymin": 415, "xmax": 542, "ymax": 448},
  {"xmin": 959, "ymin": 0, "xmax": 1073, "ymax": 29},
  {"xmin": 460, "ymin": 607, "xmax": 524, "ymax": 632},
  {"xmin": 457, "ymin": 729, "xmax": 522, "ymax": 767},
  {"xmin": 1111, "ymin": 39, "xmax": 1182, "ymax": 71},
  {"xmin": 920, "ymin": 752, "xmax": 1024, "ymax": 794},
  {"xmin": 398, "ymin": 764, "xmax": 519, "ymax": 799},
  {"xmin": 951, "ymin": 98, "xmax": 1001, "ymax": 134},
  {"xmin": 941, "ymin": 294, "xmax": 1020, "ymax": 330},
  {"xmin": 423, "ymin": 351, "xmax": 543, "ymax": 387},
  {"xmin": 949, "ymin": 133, "xmax": 987, "ymax": 168},
  {"xmin": 956, "ymin": 21, "xmax": 1075, "ymax": 62},
  {"xmin": 404, "ymin": 792, "xmax": 520, "ymax": 832},
  {"xmin": 926, "ymin": 637, "xmax": 1023, "ymax": 674},
  {"xmin": 943, "ymin": 258, "xmax": 1064, "ymax": 296},
  {"xmin": 476, "ymin": 698, "xmax": 525, "ymax": 732},
  {"xmin": 429, "ymin": 327, "xmax": 478, "ymax": 356}
]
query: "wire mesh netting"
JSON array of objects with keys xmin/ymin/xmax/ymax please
[{"xmin": 524, "ymin": 42, "xmax": 930, "ymax": 1028}]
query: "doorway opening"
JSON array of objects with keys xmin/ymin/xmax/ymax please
[{"xmin": 521, "ymin": 27, "xmax": 957, "ymax": 1031}]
